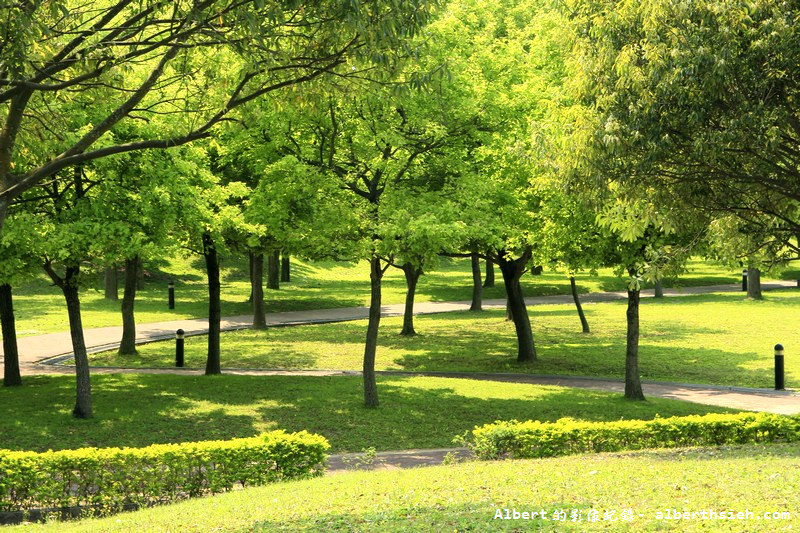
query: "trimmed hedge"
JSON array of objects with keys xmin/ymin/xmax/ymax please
[
  {"xmin": 0, "ymin": 430, "xmax": 328, "ymax": 517},
  {"xmin": 469, "ymin": 413, "xmax": 800, "ymax": 460}
]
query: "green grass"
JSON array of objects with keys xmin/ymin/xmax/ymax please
[
  {"xmin": 0, "ymin": 374, "xmax": 731, "ymax": 453},
  {"xmin": 31, "ymin": 444, "xmax": 800, "ymax": 532},
  {"xmin": 9, "ymin": 255, "xmax": 745, "ymax": 337},
  {"xmin": 89, "ymin": 290, "xmax": 800, "ymax": 389}
]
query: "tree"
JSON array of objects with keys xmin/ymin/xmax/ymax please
[{"xmin": 569, "ymin": 0, "xmax": 800, "ymax": 258}]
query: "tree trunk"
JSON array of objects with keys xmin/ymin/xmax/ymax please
[
  {"xmin": 252, "ymin": 252, "xmax": 266, "ymax": 329},
  {"xmin": 654, "ymin": 279, "xmax": 664, "ymax": 298},
  {"xmin": 44, "ymin": 265, "xmax": 93, "ymax": 418},
  {"xmin": 470, "ymin": 253, "xmax": 482, "ymax": 311},
  {"xmin": 281, "ymin": 254, "xmax": 290, "ymax": 282},
  {"xmin": 267, "ymin": 250, "xmax": 280, "ymax": 290},
  {"xmin": 747, "ymin": 267, "xmax": 762, "ymax": 300},
  {"xmin": 103, "ymin": 266, "xmax": 118, "ymax": 300},
  {"xmin": 483, "ymin": 255, "xmax": 495, "ymax": 288},
  {"xmin": 203, "ymin": 233, "xmax": 221, "ymax": 375},
  {"xmin": 505, "ymin": 296, "xmax": 512, "ymax": 321},
  {"xmin": 497, "ymin": 252, "xmax": 536, "ymax": 362},
  {"xmin": 118, "ymin": 256, "xmax": 138, "ymax": 355},
  {"xmin": 363, "ymin": 256, "xmax": 382, "ymax": 408},
  {"xmin": 0, "ymin": 284, "xmax": 22, "ymax": 386},
  {"xmin": 400, "ymin": 263, "xmax": 421, "ymax": 335},
  {"xmin": 135, "ymin": 257, "xmax": 144, "ymax": 290},
  {"xmin": 570, "ymin": 276, "xmax": 590, "ymax": 334},
  {"xmin": 625, "ymin": 288, "xmax": 645, "ymax": 400},
  {"xmin": 247, "ymin": 252, "xmax": 254, "ymax": 303}
]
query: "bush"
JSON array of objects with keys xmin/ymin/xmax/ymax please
[
  {"xmin": 0, "ymin": 430, "xmax": 329, "ymax": 518},
  {"xmin": 468, "ymin": 413, "xmax": 800, "ymax": 460}
]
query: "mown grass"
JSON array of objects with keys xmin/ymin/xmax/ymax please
[
  {"xmin": 89, "ymin": 290, "xmax": 800, "ymax": 388},
  {"xmin": 29, "ymin": 444, "xmax": 800, "ymax": 532},
  {"xmin": 0, "ymin": 374, "xmax": 731, "ymax": 453},
  {"xmin": 9, "ymin": 256, "xmax": 744, "ymax": 337}
]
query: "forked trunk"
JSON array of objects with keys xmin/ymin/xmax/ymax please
[
  {"xmin": 267, "ymin": 250, "xmax": 280, "ymax": 290},
  {"xmin": 203, "ymin": 233, "xmax": 222, "ymax": 375},
  {"xmin": 0, "ymin": 284, "xmax": 21, "ymax": 386},
  {"xmin": 118, "ymin": 256, "xmax": 138, "ymax": 355},
  {"xmin": 400, "ymin": 263, "xmax": 421, "ymax": 335},
  {"xmin": 625, "ymin": 288, "xmax": 645, "ymax": 400},
  {"xmin": 470, "ymin": 253, "xmax": 482, "ymax": 311},
  {"xmin": 497, "ymin": 253, "xmax": 536, "ymax": 363},
  {"xmin": 570, "ymin": 276, "xmax": 590, "ymax": 334},
  {"xmin": 252, "ymin": 252, "xmax": 266, "ymax": 329},
  {"xmin": 363, "ymin": 256, "xmax": 382, "ymax": 408}
]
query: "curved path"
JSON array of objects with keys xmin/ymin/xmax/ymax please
[{"xmin": 2, "ymin": 281, "xmax": 799, "ymax": 416}]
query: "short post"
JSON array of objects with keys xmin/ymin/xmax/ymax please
[
  {"xmin": 774, "ymin": 344, "xmax": 785, "ymax": 390},
  {"xmin": 175, "ymin": 329, "xmax": 185, "ymax": 368},
  {"xmin": 168, "ymin": 280, "xmax": 175, "ymax": 310},
  {"xmin": 742, "ymin": 269, "xmax": 748, "ymax": 292}
]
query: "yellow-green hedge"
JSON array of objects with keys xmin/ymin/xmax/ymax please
[
  {"xmin": 469, "ymin": 413, "xmax": 800, "ymax": 460},
  {"xmin": 0, "ymin": 430, "xmax": 329, "ymax": 516}
]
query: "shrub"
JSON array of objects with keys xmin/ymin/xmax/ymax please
[
  {"xmin": 468, "ymin": 413, "xmax": 800, "ymax": 460},
  {"xmin": 0, "ymin": 430, "xmax": 329, "ymax": 518}
]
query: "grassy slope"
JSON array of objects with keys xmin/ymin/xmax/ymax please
[
  {"xmin": 32, "ymin": 444, "xmax": 800, "ymax": 532},
  {"xmin": 0, "ymin": 374, "xmax": 731, "ymax": 453},
  {"xmin": 9, "ymin": 256, "xmax": 742, "ymax": 337},
  {"xmin": 90, "ymin": 290, "xmax": 800, "ymax": 388}
]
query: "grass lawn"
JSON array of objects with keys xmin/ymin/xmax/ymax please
[
  {"xmin": 9, "ymin": 256, "xmax": 744, "ymax": 337},
  {"xmin": 0, "ymin": 374, "xmax": 732, "ymax": 453},
  {"xmin": 33, "ymin": 444, "xmax": 800, "ymax": 532},
  {"xmin": 89, "ymin": 290, "xmax": 800, "ymax": 389}
]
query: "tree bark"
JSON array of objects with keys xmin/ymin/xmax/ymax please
[
  {"xmin": 400, "ymin": 263, "xmax": 421, "ymax": 335},
  {"xmin": 103, "ymin": 266, "xmax": 118, "ymax": 300},
  {"xmin": 747, "ymin": 267, "xmax": 762, "ymax": 300},
  {"xmin": 118, "ymin": 256, "xmax": 138, "ymax": 355},
  {"xmin": 247, "ymin": 252, "xmax": 254, "ymax": 303},
  {"xmin": 363, "ymin": 256, "xmax": 383, "ymax": 408},
  {"xmin": 135, "ymin": 257, "xmax": 144, "ymax": 290},
  {"xmin": 281, "ymin": 254, "xmax": 290, "ymax": 282},
  {"xmin": 625, "ymin": 288, "xmax": 645, "ymax": 400},
  {"xmin": 570, "ymin": 276, "xmax": 590, "ymax": 334},
  {"xmin": 45, "ymin": 264, "xmax": 92, "ymax": 418},
  {"xmin": 267, "ymin": 250, "xmax": 280, "ymax": 290},
  {"xmin": 0, "ymin": 283, "xmax": 22, "ymax": 386},
  {"xmin": 470, "ymin": 253, "xmax": 482, "ymax": 311},
  {"xmin": 654, "ymin": 279, "xmax": 664, "ymax": 298},
  {"xmin": 203, "ymin": 233, "xmax": 221, "ymax": 375},
  {"xmin": 252, "ymin": 252, "xmax": 266, "ymax": 329},
  {"xmin": 497, "ymin": 251, "xmax": 536, "ymax": 362},
  {"xmin": 505, "ymin": 296, "xmax": 512, "ymax": 321},
  {"xmin": 483, "ymin": 255, "xmax": 495, "ymax": 288}
]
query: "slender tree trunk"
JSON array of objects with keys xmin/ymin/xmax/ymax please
[
  {"xmin": 400, "ymin": 263, "xmax": 421, "ymax": 335},
  {"xmin": 247, "ymin": 252, "xmax": 254, "ymax": 303},
  {"xmin": 135, "ymin": 257, "xmax": 144, "ymax": 290},
  {"xmin": 747, "ymin": 267, "xmax": 762, "ymax": 300},
  {"xmin": 497, "ymin": 252, "xmax": 536, "ymax": 362},
  {"xmin": 483, "ymin": 255, "xmax": 495, "ymax": 288},
  {"xmin": 281, "ymin": 254, "xmax": 290, "ymax": 282},
  {"xmin": 0, "ymin": 284, "xmax": 22, "ymax": 386},
  {"xmin": 44, "ymin": 264, "xmax": 93, "ymax": 418},
  {"xmin": 625, "ymin": 288, "xmax": 645, "ymax": 400},
  {"xmin": 363, "ymin": 256, "xmax": 383, "ymax": 408},
  {"xmin": 470, "ymin": 253, "xmax": 482, "ymax": 311},
  {"xmin": 654, "ymin": 279, "xmax": 664, "ymax": 298},
  {"xmin": 203, "ymin": 233, "xmax": 221, "ymax": 375},
  {"xmin": 252, "ymin": 252, "xmax": 266, "ymax": 329},
  {"xmin": 267, "ymin": 250, "xmax": 280, "ymax": 290},
  {"xmin": 103, "ymin": 266, "xmax": 118, "ymax": 300},
  {"xmin": 118, "ymin": 256, "xmax": 138, "ymax": 355},
  {"xmin": 570, "ymin": 276, "xmax": 590, "ymax": 334}
]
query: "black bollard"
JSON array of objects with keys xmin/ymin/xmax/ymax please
[
  {"xmin": 774, "ymin": 344, "xmax": 785, "ymax": 390},
  {"xmin": 168, "ymin": 281, "xmax": 175, "ymax": 310},
  {"xmin": 742, "ymin": 269, "xmax": 748, "ymax": 292},
  {"xmin": 176, "ymin": 329, "xmax": 185, "ymax": 367}
]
